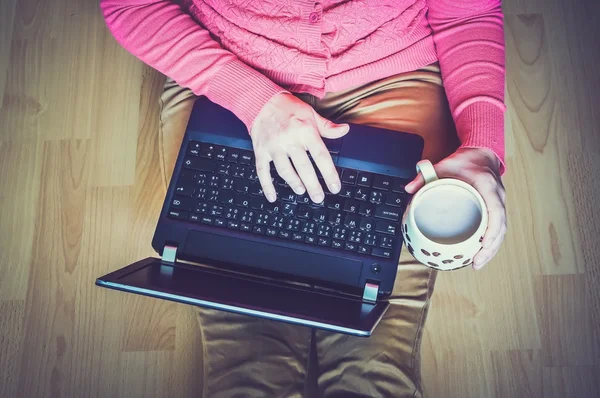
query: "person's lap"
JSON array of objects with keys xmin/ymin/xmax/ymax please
[{"xmin": 158, "ymin": 63, "xmax": 458, "ymax": 397}]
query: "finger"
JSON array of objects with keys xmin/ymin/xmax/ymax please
[
  {"xmin": 314, "ymin": 112, "xmax": 350, "ymax": 139},
  {"xmin": 405, "ymin": 173, "xmax": 425, "ymax": 194},
  {"xmin": 306, "ymin": 138, "xmax": 340, "ymax": 194},
  {"xmin": 289, "ymin": 147, "xmax": 324, "ymax": 203},
  {"xmin": 473, "ymin": 228, "xmax": 505, "ymax": 269},
  {"xmin": 272, "ymin": 152, "xmax": 305, "ymax": 195},
  {"xmin": 474, "ymin": 177, "xmax": 506, "ymax": 249},
  {"xmin": 255, "ymin": 153, "xmax": 277, "ymax": 202}
]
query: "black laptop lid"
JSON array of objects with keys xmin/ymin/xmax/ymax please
[{"xmin": 96, "ymin": 258, "xmax": 389, "ymax": 337}]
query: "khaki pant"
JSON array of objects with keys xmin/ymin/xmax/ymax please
[{"xmin": 159, "ymin": 63, "xmax": 459, "ymax": 398}]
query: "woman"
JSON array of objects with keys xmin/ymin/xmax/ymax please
[{"xmin": 101, "ymin": 1, "xmax": 507, "ymax": 396}]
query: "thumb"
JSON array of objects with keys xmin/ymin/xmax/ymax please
[
  {"xmin": 405, "ymin": 173, "xmax": 425, "ymax": 194},
  {"xmin": 315, "ymin": 113, "xmax": 349, "ymax": 139}
]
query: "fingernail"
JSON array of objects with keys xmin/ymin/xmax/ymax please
[
  {"xmin": 313, "ymin": 193, "xmax": 324, "ymax": 203},
  {"xmin": 295, "ymin": 186, "xmax": 306, "ymax": 195},
  {"xmin": 266, "ymin": 192, "xmax": 276, "ymax": 202},
  {"xmin": 330, "ymin": 183, "xmax": 340, "ymax": 193}
]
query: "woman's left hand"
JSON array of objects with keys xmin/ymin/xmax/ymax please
[{"xmin": 404, "ymin": 148, "xmax": 507, "ymax": 270}]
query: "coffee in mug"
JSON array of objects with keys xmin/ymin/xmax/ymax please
[{"xmin": 401, "ymin": 159, "xmax": 488, "ymax": 271}]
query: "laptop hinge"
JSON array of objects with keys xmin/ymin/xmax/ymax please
[
  {"xmin": 362, "ymin": 281, "xmax": 379, "ymax": 304},
  {"xmin": 161, "ymin": 245, "xmax": 178, "ymax": 265}
]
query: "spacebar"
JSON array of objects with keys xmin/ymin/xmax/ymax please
[{"xmin": 184, "ymin": 230, "xmax": 363, "ymax": 287}]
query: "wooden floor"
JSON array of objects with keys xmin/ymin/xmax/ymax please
[{"xmin": 1, "ymin": 0, "xmax": 599, "ymax": 396}]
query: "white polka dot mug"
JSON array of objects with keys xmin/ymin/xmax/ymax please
[{"xmin": 401, "ymin": 159, "xmax": 488, "ymax": 271}]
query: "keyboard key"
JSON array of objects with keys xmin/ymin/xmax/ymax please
[
  {"xmin": 194, "ymin": 187, "xmax": 207, "ymax": 200},
  {"xmin": 369, "ymin": 191, "xmax": 384, "ymax": 204},
  {"xmin": 341, "ymin": 169, "xmax": 357, "ymax": 184},
  {"xmin": 183, "ymin": 157, "xmax": 216, "ymax": 172},
  {"xmin": 209, "ymin": 175, "xmax": 220, "ymax": 187},
  {"xmin": 266, "ymin": 227, "xmax": 278, "ymax": 236},
  {"xmin": 250, "ymin": 197, "xmax": 267, "ymax": 211},
  {"xmin": 265, "ymin": 201, "xmax": 281, "ymax": 214},
  {"xmin": 325, "ymin": 196, "xmax": 344, "ymax": 210},
  {"xmin": 359, "ymin": 218, "xmax": 375, "ymax": 231},
  {"xmin": 252, "ymin": 225, "xmax": 265, "ymax": 235},
  {"xmin": 364, "ymin": 233, "xmax": 378, "ymax": 246},
  {"xmin": 339, "ymin": 185, "xmax": 356, "ymax": 198},
  {"xmin": 312, "ymin": 208, "xmax": 327, "ymax": 223},
  {"xmin": 196, "ymin": 172, "xmax": 208, "ymax": 186},
  {"xmin": 282, "ymin": 203, "xmax": 297, "ymax": 217},
  {"xmin": 256, "ymin": 213, "xmax": 270, "ymax": 225},
  {"xmin": 373, "ymin": 175, "xmax": 392, "ymax": 191},
  {"xmin": 170, "ymin": 196, "xmax": 195, "ymax": 211},
  {"xmin": 344, "ymin": 214, "xmax": 359, "ymax": 229},
  {"xmin": 292, "ymin": 232, "xmax": 304, "ymax": 241},
  {"xmin": 358, "ymin": 245, "xmax": 371, "ymax": 255},
  {"xmin": 219, "ymin": 191, "xmax": 235, "ymax": 205},
  {"xmin": 225, "ymin": 207, "xmax": 239, "ymax": 220},
  {"xmin": 285, "ymin": 219, "xmax": 301, "ymax": 232},
  {"xmin": 380, "ymin": 236, "xmax": 394, "ymax": 249},
  {"xmin": 250, "ymin": 182, "xmax": 263, "ymax": 196},
  {"xmin": 174, "ymin": 184, "xmax": 193, "ymax": 197},
  {"xmin": 302, "ymin": 221, "xmax": 316, "ymax": 235},
  {"xmin": 168, "ymin": 210, "xmax": 188, "ymax": 220},
  {"xmin": 207, "ymin": 189, "xmax": 219, "ymax": 202},
  {"xmin": 278, "ymin": 230, "xmax": 291, "ymax": 239},
  {"xmin": 232, "ymin": 165, "xmax": 247, "ymax": 178},
  {"xmin": 200, "ymin": 143, "xmax": 215, "ymax": 159},
  {"xmin": 348, "ymin": 230, "xmax": 363, "ymax": 244},
  {"xmin": 234, "ymin": 179, "xmax": 250, "ymax": 194},
  {"xmin": 235, "ymin": 195, "xmax": 250, "ymax": 208},
  {"xmin": 391, "ymin": 178, "xmax": 406, "ymax": 193},
  {"xmin": 240, "ymin": 151, "xmax": 253, "ymax": 165},
  {"xmin": 385, "ymin": 192, "xmax": 404, "ymax": 207},
  {"xmin": 305, "ymin": 235, "xmax": 317, "ymax": 244},
  {"xmin": 248, "ymin": 168, "xmax": 259, "ymax": 181},
  {"xmin": 240, "ymin": 210, "xmax": 254, "ymax": 223},
  {"xmin": 201, "ymin": 216, "xmax": 214, "ymax": 225},
  {"xmin": 328, "ymin": 212, "xmax": 343, "ymax": 225},
  {"xmin": 209, "ymin": 205, "xmax": 223, "ymax": 217},
  {"xmin": 269, "ymin": 215, "xmax": 285, "ymax": 229},
  {"xmin": 354, "ymin": 187, "xmax": 369, "ymax": 201},
  {"xmin": 296, "ymin": 194, "xmax": 310, "ymax": 205},
  {"xmin": 359, "ymin": 203, "xmax": 375, "ymax": 217},
  {"xmin": 227, "ymin": 220, "xmax": 240, "ymax": 229},
  {"xmin": 357, "ymin": 172, "xmax": 373, "ymax": 187},
  {"xmin": 375, "ymin": 205, "xmax": 401, "ymax": 221},
  {"xmin": 279, "ymin": 187, "xmax": 296, "ymax": 202},
  {"xmin": 344, "ymin": 242, "xmax": 357, "ymax": 251},
  {"xmin": 343, "ymin": 200, "xmax": 359, "ymax": 214},
  {"xmin": 195, "ymin": 203, "xmax": 209, "ymax": 214},
  {"xmin": 318, "ymin": 237, "xmax": 331, "ymax": 246},
  {"xmin": 227, "ymin": 149, "xmax": 240, "ymax": 163},
  {"xmin": 375, "ymin": 220, "xmax": 397, "ymax": 235},
  {"xmin": 297, "ymin": 205, "xmax": 312, "ymax": 220},
  {"xmin": 187, "ymin": 141, "xmax": 201, "ymax": 156},
  {"xmin": 215, "ymin": 146, "xmax": 227, "ymax": 161},
  {"xmin": 220, "ymin": 177, "xmax": 234, "ymax": 190},
  {"xmin": 332, "ymin": 226, "xmax": 347, "ymax": 240},
  {"xmin": 214, "ymin": 218, "xmax": 226, "ymax": 227},
  {"xmin": 331, "ymin": 240, "xmax": 344, "ymax": 249},
  {"xmin": 217, "ymin": 163, "xmax": 231, "ymax": 175},
  {"xmin": 372, "ymin": 247, "xmax": 392, "ymax": 258},
  {"xmin": 240, "ymin": 223, "xmax": 252, "ymax": 232},
  {"xmin": 317, "ymin": 224, "xmax": 332, "ymax": 237},
  {"xmin": 188, "ymin": 213, "xmax": 201, "ymax": 222}
]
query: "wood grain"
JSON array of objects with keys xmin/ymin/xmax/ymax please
[{"xmin": 1, "ymin": 0, "xmax": 599, "ymax": 397}]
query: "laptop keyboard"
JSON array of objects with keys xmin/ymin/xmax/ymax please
[{"xmin": 167, "ymin": 141, "xmax": 408, "ymax": 260}]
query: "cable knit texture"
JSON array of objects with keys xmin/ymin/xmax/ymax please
[{"xmin": 101, "ymin": 0, "xmax": 506, "ymax": 173}]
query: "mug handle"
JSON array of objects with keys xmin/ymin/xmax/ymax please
[{"xmin": 416, "ymin": 159, "xmax": 438, "ymax": 184}]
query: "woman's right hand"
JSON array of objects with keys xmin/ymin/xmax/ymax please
[{"xmin": 250, "ymin": 92, "xmax": 349, "ymax": 203}]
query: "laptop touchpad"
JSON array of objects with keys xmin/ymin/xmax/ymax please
[{"xmin": 183, "ymin": 230, "xmax": 363, "ymax": 287}]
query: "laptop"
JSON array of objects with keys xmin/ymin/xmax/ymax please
[{"xmin": 96, "ymin": 96, "xmax": 424, "ymax": 337}]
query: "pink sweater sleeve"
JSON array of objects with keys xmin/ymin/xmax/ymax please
[
  {"xmin": 100, "ymin": 0, "xmax": 286, "ymax": 131},
  {"xmin": 426, "ymin": 0, "xmax": 506, "ymax": 173}
]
